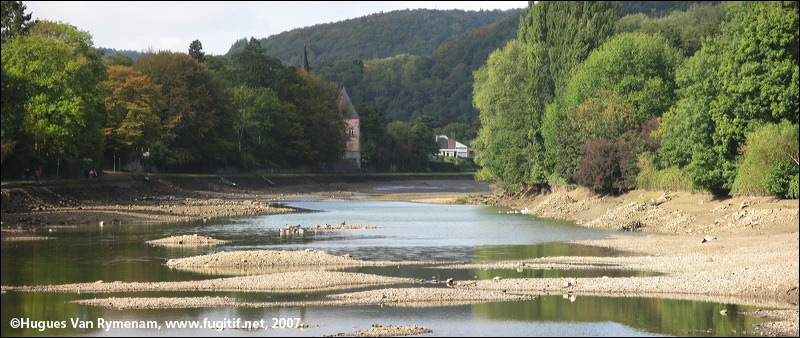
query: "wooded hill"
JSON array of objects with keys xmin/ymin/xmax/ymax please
[{"xmin": 227, "ymin": 9, "xmax": 518, "ymax": 65}]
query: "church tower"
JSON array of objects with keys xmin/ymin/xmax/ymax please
[
  {"xmin": 339, "ymin": 87, "xmax": 361, "ymax": 169},
  {"xmin": 298, "ymin": 46, "xmax": 361, "ymax": 171}
]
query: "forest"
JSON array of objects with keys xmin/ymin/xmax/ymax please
[
  {"xmin": 226, "ymin": 8, "xmax": 517, "ymax": 65},
  {"xmin": 473, "ymin": 1, "xmax": 798, "ymax": 197}
]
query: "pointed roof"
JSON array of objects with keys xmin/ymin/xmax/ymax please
[
  {"xmin": 301, "ymin": 45, "xmax": 310, "ymax": 72},
  {"xmin": 339, "ymin": 87, "xmax": 359, "ymax": 119}
]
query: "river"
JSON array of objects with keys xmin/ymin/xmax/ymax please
[{"xmin": 1, "ymin": 199, "xmax": 769, "ymax": 336}]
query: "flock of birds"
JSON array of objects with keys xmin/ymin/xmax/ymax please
[
  {"xmin": 278, "ymin": 222, "xmax": 348, "ymax": 236},
  {"xmin": 500, "ymin": 208, "xmax": 530, "ymax": 214}
]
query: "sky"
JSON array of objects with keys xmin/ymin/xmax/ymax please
[{"xmin": 25, "ymin": 1, "xmax": 528, "ymax": 55}]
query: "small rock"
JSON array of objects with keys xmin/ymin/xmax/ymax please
[
  {"xmin": 720, "ymin": 309, "xmax": 728, "ymax": 316},
  {"xmin": 702, "ymin": 236, "xmax": 716, "ymax": 243}
]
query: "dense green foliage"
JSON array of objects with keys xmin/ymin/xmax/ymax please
[
  {"xmin": 659, "ymin": 1, "xmax": 799, "ymax": 194},
  {"xmin": 472, "ymin": 40, "xmax": 545, "ymax": 183},
  {"xmin": 0, "ymin": 5, "xmax": 357, "ymax": 177},
  {"xmin": 473, "ymin": 2, "xmax": 621, "ymax": 185},
  {"xmin": 616, "ymin": 2, "xmax": 727, "ymax": 55},
  {"xmin": 229, "ymin": 9, "xmax": 518, "ymax": 65},
  {"xmin": 620, "ymin": 1, "xmax": 720, "ymax": 17},
  {"xmin": 133, "ymin": 51, "xmax": 233, "ymax": 166},
  {"xmin": 732, "ymin": 121, "xmax": 799, "ymax": 197},
  {"xmin": 355, "ymin": 104, "xmax": 437, "ymax": 172},
  {"xmin": 2, "ymin": 20, "xmax": 106, "ymax": 176},
  {"xmin": 472, "ymin": 1, "xmax": 798, "ymax": 197}
]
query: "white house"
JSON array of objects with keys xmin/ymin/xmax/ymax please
[{"xmin": 436, "ymin": 135, "xmax": 474, "ymax": 158}]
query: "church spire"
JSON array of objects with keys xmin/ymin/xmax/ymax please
[
  {"xmin": 339, "ymin": 87, "xmax": 359, "ymax": 119},
  {"xmin": 301, "ymin": 45, "xmax": 310, "ymax": 72}
]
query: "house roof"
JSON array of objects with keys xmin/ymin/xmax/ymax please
[{"xmin": 339, "ymin": 87, "xmax": 359, "ymax": 119}]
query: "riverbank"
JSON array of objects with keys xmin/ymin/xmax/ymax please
[
  {"xmin": 0, "ymin": 173, "xmax": 485, "ymax": 233},
  {"xmin": 460, "ymin": 186, "xmax": 799, "ymax": 336}
]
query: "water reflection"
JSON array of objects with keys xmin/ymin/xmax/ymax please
[{"xmin": 0, "ymin": 292, "xmax": 770, "ymax": 337}]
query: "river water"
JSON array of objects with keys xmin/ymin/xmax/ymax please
[{"xmin": 1, "ymin": 199, "xmax": 769, "ymax": 336}]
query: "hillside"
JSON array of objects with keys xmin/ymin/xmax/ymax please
[
  {"xmin": 227, "ymin": 8, "xmax": 519, "ymax": 65},
  {"xmin": 312, "ymin": 11, "xmax": 523, "ymax": 125}
]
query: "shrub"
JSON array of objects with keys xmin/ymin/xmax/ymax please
[
  {"xmin": 732, "ymin": 121, "xmax": 798, "ymax": 196},
  {"xmin": 764, "ymin": 159, "xmax": 799, "ymax": 199},
  {"xmin": 636, "ymin": 155, "xmax": 694, "ymax": 191},
  {"xmin": 574, "ymin": 139, "xmax": 638, "ymax": 193}
]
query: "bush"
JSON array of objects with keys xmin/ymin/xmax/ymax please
[
  {"xmin": 732, "ymin": 121, "xmax": 798, "ymax": 196},
  {"xmin": 574, "ymin": 139, "xmax": 638, "ymax": 193},
  {"xmin": 764, "ymin": 159, "xmax": 799, "ymax": 199},
  {"xmin": 636, "ymin": 155, "xmax": 694, "ymax": 191}
]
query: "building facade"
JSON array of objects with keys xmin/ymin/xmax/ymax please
[{"xmin": 436, "ymin": 135, "xmax": 474, "ymax": 158}]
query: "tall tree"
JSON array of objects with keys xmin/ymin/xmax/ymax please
[
  {"xmin": 133, "ymin": 51, "xmax": 232, "ymax": 164},
  {"xmin": 276, "ymin": 68, "xmax": 347, "ymax": 165},
  {"xmin": 2, "ymin": 20, "xmax": 106, "ymax": 168},
  {"xmin": 473, "ymin": 39, "xmax": 547, "ymax": 183},
  {"xmin": 518, "ymin": 1, "xmax": 621, "ymax": 97},
  {"xmin": 101, "ymin": 66, "xmax": 164, "ymax": 153},
  {"xmin": 231, "ymin": 37, "xmax": 283, "ymax": 88},
  {"xmin": 229, "ymin": 85, "xmax": 288, "ymax": 167},
  {"xmin": 188, "ymin": 39, "xmax": 205, "ymax": 63},
  {"xmin": 1, "ymin": 0, "xmax": 32, "ymax": 43}
]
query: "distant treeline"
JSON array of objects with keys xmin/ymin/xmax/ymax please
[{"xmin": 472, "ymin": 1, "xmax": 798, "ymax": 198}]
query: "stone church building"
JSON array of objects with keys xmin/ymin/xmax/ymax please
[{"xmin": 300, "ymin": 46, "xmax": 361, "ymax": 172}]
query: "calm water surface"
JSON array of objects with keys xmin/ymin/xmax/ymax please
[{"xmin": 1, "ymin": 200, "xmax": 770, "ymax": 336}]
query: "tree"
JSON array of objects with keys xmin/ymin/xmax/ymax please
[
  {"xmin": 660, "ymin": 1, "xmax": 799, "ymax": 194},
  {"xmin": 1, "ymin": 0, "xmax": 32, "ymax": 43},
  {"xmin": 229, "ymin": 85, "xmax": 288, "ymax": 168},
  {"xmin": 133, "ymin": 51, "xmax": 232, "ymax": 165},
  {"xmin": 559, "ymin": 32, "xmax": 682, "ymax": 120},
  {"xmin": 188, "ymin": 39, "xmax": 205, "ymax": 63},
  {"xmin": 473, "ymin": 39, "xmax": 547, "ymax": 183},
  {"xmin": 101, "ymin": 66, "xmax": 164, "ymax": 153},
  {"xmin": 439, "ymin": 122, "xmax": 472, "ymax": 143},
  {"xmin": 615, "ymin": 3, "xmax": 728, "ymax": 56},
  {"xmin": 550, "ymin": 90, "xmax": 640, "ymax": 181},
  {"xmin": 104, "ymin": 52, "xmax": 134, "ymax": 66},
  {"xmin": 472, "ymin": 1, "xmax": 620, "ymax": 184},
  {"xmin": 1, "ymin": 20, "xmax": 106, "ymax": 168},
  {"xmin": 518, "ymin": 1, "xmax": 621, "ymax": 97},
  {"xmin": 276, "ymin": 68, "xmax": 347, "ymax": 165},
  {"xmin": 573, "ymin": 139, "xmax": 638, "ymax": 193},
  {"xmin": 231, "ymin": 37, "xmax": 283, "ymax": 88},
  {"xmin": 356, "ymin": 104, "xmax": 391, "ymax": 171},
  {"xmin": 410, "ymin": 115, "xmax": 439, "ymax": 161}
]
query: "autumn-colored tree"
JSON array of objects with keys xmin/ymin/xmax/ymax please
[
  {"xmin": 101, "ymin": 65, "xmax": 164, "ymax": 153},
  {"xmin": 133, "ymin": 51, "xmax": 232, "ymax": 164}
]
